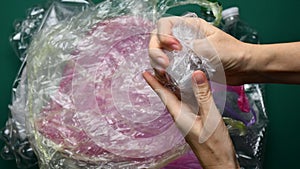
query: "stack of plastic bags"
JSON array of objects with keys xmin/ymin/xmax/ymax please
[{"xmin": 1, "ymin": 0, "xmax": 268, "ymax": 168}]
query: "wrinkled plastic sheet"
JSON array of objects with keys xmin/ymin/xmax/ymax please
[{"xmin": 1, "ymin": 0, "xmax": 267, "ymax": 169}]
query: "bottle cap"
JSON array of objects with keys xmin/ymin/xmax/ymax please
[{"xmin": 222, "ymin": 7, "xmax": 239, "ymax": 19}]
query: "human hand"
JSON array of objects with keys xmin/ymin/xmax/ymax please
[
  {"xmin": 142, "ymin": 70, "xmax": 240, "ymax": 169},
  {"xmin": 149, "ymin": 16, "xmax": 252, "ymax": 85}
]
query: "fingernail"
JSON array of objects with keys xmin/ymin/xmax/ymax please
[
  {"xmin": 171, "ymin": 43, "xmax": 181, "ymax": 50},
  {"xmin": 151, "ymin": 57, "xmax": 167, "ymax": 70},
  {"xmin": 156, "ymin": 57, "xmax": 167, "ymax": 67},
  {"xmin": 194, "ymin": 72, "xmax": 206, "ymax": 84},
  {"xmin": 144, "ymin": 68, "xmax": 154, "ymax": 75}
]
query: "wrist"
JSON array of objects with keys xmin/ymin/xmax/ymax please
[
  {"xmin": 221, "ymin": 39, "xmax": 258, "ymax": 85},
  {"xmin": 241, "ymin": 43, "xmax": 285, "ymax": 84},
  {"xmin": 185, "ymin": 122, "xmax": 240, "ymax": 169},
  {"xmin": 236, "ymin": 43, "xmax": 264, "ymax": 84},
  {"xmin": 245, "ymin": 42, "xmax": 300, "ymax": 84}
]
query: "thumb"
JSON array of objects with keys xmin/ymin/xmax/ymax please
[
  {"xmin": 192, "ymin": 70, "xmax": 212, "ymax": 115},
  {"xmin": 192, "ymin": 70, "xmax": 222, "ymax": 143}
]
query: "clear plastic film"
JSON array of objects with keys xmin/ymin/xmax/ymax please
[
  {"xmin": 1, "ymin": 0, "xmax": 267, "ymax": 169},
  {"xmin": 10, "ymin": 0, "xmax": 92, "ymax": 61},
  {"xmin": 25, "ymin": 5, "xmax": 181, "ymax": 169},
  {"xmin": 1, "ymin": 1, "xmax": 92, "ymax": 168},
  {"xmin": 2, "ymin": 0, "xmax": 223, "ymax": 169}
]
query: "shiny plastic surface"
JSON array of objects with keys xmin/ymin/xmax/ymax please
[
  {"xmin": 2, "ymin": 0, "xmax": 222, "ymax": 168},
  {"xmin": 1, "ymin": 1, "xmax": 92, "ymax": 168},
  {"xmin": 1, "ymin": 0, "xmax": 268, "ymax": 169},
  {"xmin": 25, "ymin": 3, "xmax": 185, "ymax": 169}
]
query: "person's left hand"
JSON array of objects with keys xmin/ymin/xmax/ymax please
[
  {"xmin": 149, "ymin": 16, "xmax": 251, "ymax": 85},
  {"xmin": 142, "ymin": 70, "xmax": 240, "ymax": 169}
]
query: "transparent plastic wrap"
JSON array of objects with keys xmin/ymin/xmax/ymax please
[
  {"xmin": 1, "ymin": 0, "xmax": 268, "ymax": 169},
  {"xmin": 10, "ymin": 0, "xmax": 92, "ymax": 61},
  {"xmin": 1, "ymin": 1, "xmax": 92, "ymax": 168},
  {"xmin": 1, "ymin": 0, "xmax": 222, "ymax": 169}
]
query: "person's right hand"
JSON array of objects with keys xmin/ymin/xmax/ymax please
[
  {"xmin": 149, "ymin": 16, "xmax": 254, "ymax": 85},
  {"xmin": 143, "ymin": 70, "xmax": 240, "ymax": 169}
]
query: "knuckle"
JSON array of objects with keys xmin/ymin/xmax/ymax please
[{"xmin": 195, "ymin": 85, "xmax": 212, "ymax": 103}]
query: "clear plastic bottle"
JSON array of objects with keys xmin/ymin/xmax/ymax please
[{"xmin": 221, "ymin": 7, "xmax": 260, "ymax": 44}]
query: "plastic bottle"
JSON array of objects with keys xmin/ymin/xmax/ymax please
[{"xmin": 221, "ymin": 7, "xmax": 260, "ymax": 44}]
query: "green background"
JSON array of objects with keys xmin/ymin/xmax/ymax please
[{"xmin": 1, "ymin": 0, "xmax": 300, "ymax": 168}]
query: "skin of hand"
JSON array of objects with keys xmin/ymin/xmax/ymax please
[
  {"xmin": 149, "ymin": 16, "xmax": 300, "ymax": 85},
  {"xmin": 149, "ymin": 16, "xmax": 250, "ymax": 85},
  {"xmin": 142, "ymin": 70, "xmax": 240, "ymax": 169}
]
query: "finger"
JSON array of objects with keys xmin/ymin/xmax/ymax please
[
  {"xmin": 156, "ymin": 16, "xmax": 213, "ymax": 50},
  {"xmin": 143, "ymin": 71, "xmax": 199, "ymax": 137},
  {"xmin": 148, "ymin": 39, "xmax": 169, "ymax": 69},
  {"xmin": 142, "ymin": 71, "xmax": 181, "ymax": 118},
  {"xmin": 149, "ymin": 49, "xmax": 169, "ymax": 70},
  {"xmin": 192, "ymin": 70, "xmax": 212, "ymax": 113},
  {"xmin": 149, "ymin": 17, "xmax": 203, "ymax": 70},
  {"xmin": 149, "ymin": 29, "xmax": 171, "ymax": 69},
  {"xmin": 192, "ymin": 70, "xmax": 222, "ymax": 143},
  {"xmin": 157, "ymin": 17, "xmax": 182, "ymax": 50}
]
